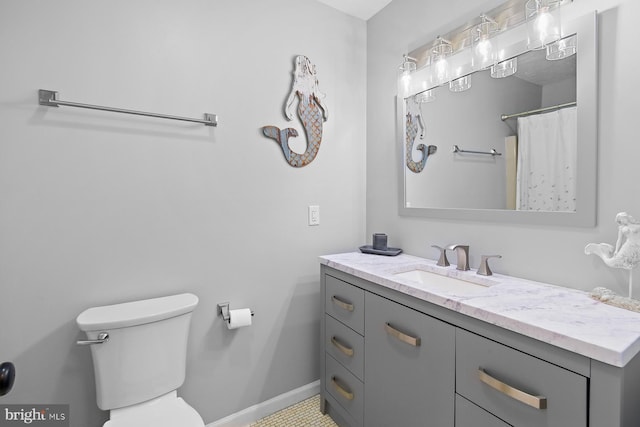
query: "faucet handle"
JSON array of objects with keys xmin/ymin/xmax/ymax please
[
  {"xmin": 477, "ymin": 255, "xmax": 502, "ymax": 276},
  {"xmin": 431, "ymin": 245, "xmax": 450, "ymax": 267}
]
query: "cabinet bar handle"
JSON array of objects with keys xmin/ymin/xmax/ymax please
[
  {"xmin": 331, "ymin": 295, "xmax": 354, "ymax": 312},
  {"xmin": 478, "ymin": 368, "xmax": 547, "ymax": 410},
  {"xmin": 331, "ymin": 376, "xmax": 354, "ymax": 401},
  {"xmin": 331, "ymin": 336, "xmax": 354, "ymax": 357},
  {"xmin": 384, "ymin": 322, "xmax": 421, "ymax": 347}
]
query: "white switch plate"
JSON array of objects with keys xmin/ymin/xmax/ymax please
[{"xmin": 308, "ymin": 205, "xmax": 320, "ymax": 226}]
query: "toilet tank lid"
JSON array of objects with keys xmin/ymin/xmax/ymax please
[{"xmin": 76, "ymin": 293, "xmax": 199, "ymax": 331}]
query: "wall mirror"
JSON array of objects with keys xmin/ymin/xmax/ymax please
[{"xmin": 397, "ymin": 4, "xmax": 597, "ymax": 226}]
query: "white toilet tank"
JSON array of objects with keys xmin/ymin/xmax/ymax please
[{"xmin": 76, "ymin": 293, "xmax": 199, "ymax": 411}]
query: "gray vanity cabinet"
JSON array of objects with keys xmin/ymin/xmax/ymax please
[
  {"xmin": 320, "ymin": 264, "xmax": 640, "ymax": 427},
  {"xmin": 364, "ymin": 292, "xmax": 455, "ymax": 427}
]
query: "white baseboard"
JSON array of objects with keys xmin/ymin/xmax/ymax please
[{"xmin": 206, "ymin": 380, "xmax": 320, "ymax": 427}]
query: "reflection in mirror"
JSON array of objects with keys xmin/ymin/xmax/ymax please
[
  {"xmin": 405, "ymin": 47, "xmax": 576, "ymax": 211},
  {"xmin": 398, "ymin": 10, "xmax": 597, "ymax": 226}
]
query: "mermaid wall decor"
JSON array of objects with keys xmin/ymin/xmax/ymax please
[
  {"xmin": 585, "ymin": 212, "xmax": 640, "ymax": 302},
  {"xmin": 262, "ymin": 55, "xmax": 328, "ymax": 168},
  {"xmin": 405, "ymin": 94, "xmax": 437, "ymax": 173}
]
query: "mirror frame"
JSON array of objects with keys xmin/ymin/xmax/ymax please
[{"xmin": 397, "ymin": 11, "xmax": 597, "ymax": 226}]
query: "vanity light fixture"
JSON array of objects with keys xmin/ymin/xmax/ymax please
[
  {"xmin": 399, "ymin": 54, "xmax": 418, "ymax": 73},
  {"xmin": 546, "ymin": 34, "xmax": 576, "ymax": 60},
  {"xmin": 449, "ymin": 75, "xmax": 472, "ymax": 92},
  {"xmin": 399, "ymin": 54, "xmax": 417, "ymax": 94},
  {"xmin": 472, "ymin": 14, "xmax": 499, "ymax": 70},
  {"xmin": 491, "ymin": 57, "xmax": 518, "ymax": 78},
  {"xmin": 415, "ymin": 90, "xmax": 436, "ymax": 103},
  {"xmin": 430, "ymin": 36, "xmax": 453, "ymax": 85},
  {"xmin": 525, "ymin": 0, "xmax": 563, "ymax": 50}
]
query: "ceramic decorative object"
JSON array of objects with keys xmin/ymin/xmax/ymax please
[
  {"xmin": 262, "ymin": 55, "xmax": 328, "ymax": 167},
  {"xmin": 585, "ymin": 212, "xmax": 640, "ymax": 299},
  {"xmin": 405, "ymin": 95, "xmax": 436, "ymax": 173}
]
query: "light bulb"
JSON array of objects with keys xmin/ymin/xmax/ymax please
[
  {"xmin": 535, "ymin": 8, "xmax": 555, "ymax": 44},
  {"xmin": 398, "ymin": 55, "xmax": 416, "ymax": 96},
  {"xmin": 473, "ymin": 14, "xmax": 498, "ymax": 70},
  {"xmin": 526, "ymin": 0, "xmax": 562, "ymax": 50},
  {"xmin": 430, "ymin": 36, "xmax": 452, "ymax": 84},
  {"xmin": 474, "ymin": 38, "xmax": 494, "ymax": 69},
  {"xmin": 434, "ymin": 57, "xmax": 449, "ymax": 83},
  {"xmin": 401, "ymin": 71, "xmax": 412, "ymax": 93}
]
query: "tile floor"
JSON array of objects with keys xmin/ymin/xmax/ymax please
[{"xmin": 250, "ymin": 394, "xmax": 338, "ymax": 426}]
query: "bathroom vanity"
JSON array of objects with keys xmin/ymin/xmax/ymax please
[{"xmin": 319, "ymin": 253, "xmax": 640, "ymax": 427}]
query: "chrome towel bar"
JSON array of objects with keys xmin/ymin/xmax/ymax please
[
  {"xmin": 38, "ymin": 89, "xmax": 218, "ymax": 127},
  {"xmin": 452, "ymin": 145, "xmax": 502, "ymax": 156}
]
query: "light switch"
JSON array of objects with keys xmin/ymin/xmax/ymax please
[{"xmin": 308, "ymin": 205, "xmax": 320, "ymax": 226}]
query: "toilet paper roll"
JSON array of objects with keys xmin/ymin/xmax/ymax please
[{"xmin": 226, "ymin": 308, "xmax": 252, "ymax": 330}]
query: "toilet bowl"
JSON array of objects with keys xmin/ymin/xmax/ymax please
[{"xmin": 76, "ymin": 293, "xmax": 204, "ymax": 427}]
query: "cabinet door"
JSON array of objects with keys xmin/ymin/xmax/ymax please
[
  {"xmin": 456, "ymin": 329, "xmax": 587, "ymax": 427},
  {"xmin": 455, "ymin": 394, "xmax": 511, "ymax": 427},
  {"xmin": 364, "ymin": 292, "xmax": 455, "ymax": 427}
]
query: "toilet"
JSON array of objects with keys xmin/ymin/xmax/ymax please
[{"xmin": 76, "ymin": 293, "xmax": 205, "ymax": 427}]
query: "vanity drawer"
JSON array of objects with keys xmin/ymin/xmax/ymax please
[
  {"xmin": 456, "ymin": 329, "xmax": 587, "ymax": 427},
  {"xmin": 325, "ymin": 353, "xmax": 364, "ymax": 426},
  {"xmin": 325, "ymin": 314, "xmax": 364, "ymax": 381},
  {"xmin": 325, "ymin": 275, "xmax": 364, "ymax": 335},
  {"xmin": 455, "ymin": 394, "xmax": 511, "ymax": 427}
]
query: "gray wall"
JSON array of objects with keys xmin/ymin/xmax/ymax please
[
  {"xmin": 367, "ymin": 0, "xmax": 640, "ymax": 291},
  {"xmin": 0, "ymin": 1, "xmax": 366, "ymax": 425},
  {"xmin": 542, "ymin": 76, "xmax": 577, "ymax": 107}
]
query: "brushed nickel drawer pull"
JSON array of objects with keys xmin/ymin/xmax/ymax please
[
  {"xmin": 331, "ymin": 376, "xmax": 354, "ymax": 401},
  {"xmin": 384, "ymin": 322, "xmax": 421, "ymax": 347},
  {"xmin": 331, "ymin": 295, "xmax": 354, "ymax": 312},
  {"xmin": 331, "ymin": 336, "xmax": 354, "ymax": 357},
  {"xmin": 478, "ymin": 368, "xmax": 547, "ymax": 410}
]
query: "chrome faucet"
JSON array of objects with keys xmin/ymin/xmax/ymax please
[{"xmin": 447, "ymin": 244, "xmax": 470, "ymax": 271}]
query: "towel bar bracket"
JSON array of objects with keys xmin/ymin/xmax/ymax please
[{"xmin": 39, "ymin": 89, "xmax": 59, "ymax": 107}]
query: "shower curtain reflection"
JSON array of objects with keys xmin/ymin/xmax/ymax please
[{"xmin": 516, "ymin": 106, "xmax": 577, "ymax": 211}]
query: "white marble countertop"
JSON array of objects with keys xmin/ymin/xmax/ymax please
[{"xmin": 320, "ymin": 252, "xmax": 640, "ymax": 367}]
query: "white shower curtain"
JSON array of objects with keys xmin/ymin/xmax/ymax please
[{"xmin": 516, "ymin": 106, "xmax": 577, "ymax": 211}]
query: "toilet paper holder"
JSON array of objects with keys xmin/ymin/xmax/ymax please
[{"xmin": 217, "ymin": 302, "xmax": 254, "ymax": 323}]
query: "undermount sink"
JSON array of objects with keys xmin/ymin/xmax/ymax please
[{"xmin": 393, "ymin": 268, "xmax": 493, "ymax": 293}]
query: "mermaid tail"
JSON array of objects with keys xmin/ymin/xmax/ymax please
[
  {"xmin": 263, "ymin": 93, "xmax": 323, "ymax": 168},
  {"xmin": 585, "ymin": 242, "xmax": 640, "ymax": 269},
  {"xmin": 405, "ymin": 112, "xmax": 435, "ymax": 173}
]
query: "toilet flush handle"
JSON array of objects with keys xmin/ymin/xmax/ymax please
[{"xmin": 76, "ymin": 332, "xmax": 109, "ymax": 346}]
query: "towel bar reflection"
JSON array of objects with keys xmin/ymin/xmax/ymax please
[
  {"xmin": 452, "ymin": 145, "xmax": 502, "ymax": 156},
  {"xmin": 38, "ymin": 89, "xmax": 218, "ymax": 127}
]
